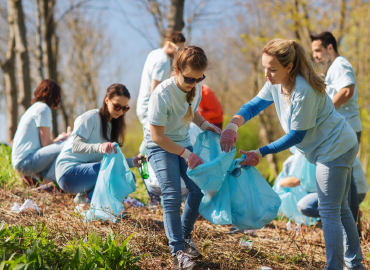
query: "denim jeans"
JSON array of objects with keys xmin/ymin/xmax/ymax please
[
  {"xmin": 58, "ymin": 162, "xmax": 101, "ymax": 200},
  {"xmin": 147, "ymin": 146, "xmax": 203, "ymax": 256},
  {"xmin": 16, "ymin": 141, "xmax": 66, "ymax": 181},
  {"xmin": 316, "ymin": 143, "xmax": 363, "ymax": 269}
]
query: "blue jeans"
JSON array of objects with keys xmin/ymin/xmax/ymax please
[
  {"xmin": 16, "ymin": 141, "xmax": 66, "ymax": 181},
  {"xmin": 147, "ymin": 146, "xmax": 203, "ymax": 256},
  {"xmin": 298, "ymin": 192, "xmax": 367, "ymax": 219},
  {"xmin": 58, "ymin": 162, "xmax": 101, "ymax": 200},
  {"xmin": 59, "ymin": 163, "xmax": 137, "ymax": 201},
  {"xmin": 316, "ymin": 143, "xmax": 363, "ymax": 269}
]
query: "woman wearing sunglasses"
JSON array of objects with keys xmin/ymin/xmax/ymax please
[
  {"xmin": 55, "ymin": 84, "xmax": 143, "ymax": 203},
  {"xmin": 145, "ymin": 46, "xmax": 221, "ymax": 269},
  {"xmin": 220, "ymin": 39, "xmax": 363, "ymax": 269}
]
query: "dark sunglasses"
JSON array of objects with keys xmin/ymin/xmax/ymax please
[
  {"xmin": 110, "ymin": 100, "xmax": 130, "ymax": 113},
  {"xmin": 182, "ymin": 74, "xmax": 206, "ymax": 84}
]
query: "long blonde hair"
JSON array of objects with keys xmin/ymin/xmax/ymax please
[
  {"xmin": 173, "ymin": 46, "xmax": 208, "ymax": 126},
  {"xmin": 262, "ymin": 39, "xmax": 326, "ymax": 100}
]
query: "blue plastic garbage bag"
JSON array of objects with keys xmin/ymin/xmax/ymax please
[
  {"xmin": 288, "ymin": 151, "xmax": 317, "ymax": 193},
  {"xmin": 188, "ymin": 131, "xmax": 281, "ymax": 229},
  {"xmin": 85, "ymin": 143, "xmax": 136, "ymax": 222},
  {"xmin": 272, "ymin": 155, "xmax": 320, "ymax": 225}
]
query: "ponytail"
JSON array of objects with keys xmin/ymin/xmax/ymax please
[
  {"xmin": 262, "ymin": 39, "xmax": 326, "ymax": 101},
  {"xmin": 173, "ymin": 46, "xmax": 208, "ymax": 127}
]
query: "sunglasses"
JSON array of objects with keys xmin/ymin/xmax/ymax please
[
  {"xmin": 109, "ymin": 100, "xmax": 130, "ymax": 113},
  {"xmin": 169, "ymin": 41, "xmax": 180, "ymax": 52},
  {"xmin": 182, "ymin": 74, "xmax": 206, "ymax": 84}
]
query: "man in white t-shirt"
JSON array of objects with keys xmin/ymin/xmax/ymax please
[
  {"xmin": 311, "ymin": 31, "xmax": 362, "ymax": 142},
  {"xmin": 136, "ymin": 31, "xmax": 186, "ymax": 126}
]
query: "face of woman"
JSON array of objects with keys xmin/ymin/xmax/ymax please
[
  {"xmin": 175, "ymin": 67, "xmax": 205, "ymax": 92},
  {"xmin": 105, "ymin": 95, "xmax": 130, "ymax": 120},
  {"xmin": 262, "ymin": 53, "xmax": 292, "ymax": 87}
]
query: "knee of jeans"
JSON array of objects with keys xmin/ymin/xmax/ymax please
[{"xmin": 162, "ymin": 191, "xmax": 182, "ymax": 207}]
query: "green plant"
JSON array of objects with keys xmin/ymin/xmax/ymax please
[{"xmin": 0, "ymin": 143, "xmax": 20, "ymax": 189}]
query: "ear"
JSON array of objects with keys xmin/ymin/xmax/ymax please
[
  {"xmin": 104, "ymin": 96, "xmax": 109, "ymax": 105},
  {"xmin": 327, "ymin": 44, "xmax": 333, "ymax": 52},
  {"xmin": 287, "ymin": 62, "xmax": 293, "ymax": 74},
  {"xmin": 174, "ymin": 66, "xmax": 180, "ymax": 76}
]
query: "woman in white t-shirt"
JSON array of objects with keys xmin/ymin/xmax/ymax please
[
  {"xmin": 220, "ymin": 39, "xmax": 363, "ymax": 269},
  {"xmin": 55, "ymin": 84, "xmax": 142, "ymax": 203},
  {"xmin": 145, "ymin": 46, "xmax": 221, "ymax": 269},
  {"xmin": 12, "ymin": 79, "xmax": 70, "ymax": 186}
]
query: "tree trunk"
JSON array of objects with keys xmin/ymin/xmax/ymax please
[
  {"xmin": 36, "ymin": 0, "xmax": 44, "ymax": 81},
  {"xmin": 1, "ymin": 1, "xmax": 18, "ymax": 143},
  {"xmin": 11, "ymin": 0, "xmax": 31, "ymax": 115},
  {"xmin": 165, "ymin": 0, "xmax": 185, "ymax": 37},
  {"xmin": 41, "ymin": 0, "xmax": 60, "ymax": 138}
]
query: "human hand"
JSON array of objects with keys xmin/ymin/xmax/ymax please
[
  {"xmin": 133, "ymin": 154, "xmax": 147, "ymax": 168},
  {"xmin": 99, "ymin": 142, "xmax": 117, "ymax": 154},
  {"xmin": 187, "ymin": 153, "xmax": 204, "ymax": 169},
  {"xmin": 239, "ymin": 149, "xmax": 261, "ymax": 166},
  {"xmin": 220, "ymin": 122, "xmax": 238, "ymax": 152},
  {"xmin": 200, "ymin": 121, "xmax": 222, "ymax": 134}
]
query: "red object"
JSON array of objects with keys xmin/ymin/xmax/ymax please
[
  {"xmin": 199, "ymin": 84, "xmax": 223, "ymax": 125},
  {"xmin": 220, "ymin": 129, "xmax": 237, "ymax": 153},
  {"xmin": 239, "ymin": 150, "xmax": 260, "ymax": 166}
]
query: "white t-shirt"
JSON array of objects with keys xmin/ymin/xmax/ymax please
[
  {"xmin": 257, "ymin": 75, "xmax": 357, "ymax": 164},
  {"xmin": 136, "ymin": 48, "xmax": 171, "ymax": 125},
  {"xmin": 56, "ymin": 109, "xmax": 110, "ymax": 181},
  {"xmin": 12, "ymin": 102, "xmax": 52, "ymax": 168},
  {"xmin": 325, "ymin": 56, "xmax": 362, "ymax": 133},
  {"xmin": 144, "ymin": 77, "xmax": 202, "ymax": 149}
]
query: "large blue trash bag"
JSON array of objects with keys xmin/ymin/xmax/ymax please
[
  {"xmin": 188, "ymin": 131, "xmax": 281, "ymax": 229},
  {"xmin": 272, "ymin": 154, "xmax": 320, "ymax": 225},
  {"xmin": 85, "ymin": 143, "xmax": 136, "ymax": 222}
]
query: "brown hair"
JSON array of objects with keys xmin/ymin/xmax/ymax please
[
  {"xmin": 31, "ymin": 79, "xmax": 61, "ymax": 109},
  {"xmin": 164, "ymin": 31, "xmax": 186, "ymax": 44},
  {"xmin": 173, "ymin": 46, "xmax": 208, "ymax": 126},
  {"xmin": 262, "ymin": 39, "xmax": 326, "ymax": 101},
  {"xmin": 310, "ymin": 31, "xmax": 338, "ymax": 53},
  {"xmin": 99, "ymin": 84, "xmax": 130, "ymax": 147}
]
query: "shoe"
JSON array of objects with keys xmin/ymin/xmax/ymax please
[
  {"xmin": 184, "ymin": 239, "xmax": 202, "ymax": 259},
  {"xmin": 173, "ymin": 250, "xmax": 196, "ymax": 270}
]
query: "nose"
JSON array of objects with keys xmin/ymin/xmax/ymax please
[{"xmin": 264, "ymin": 69, "xmax": 269, "ymax": 78}]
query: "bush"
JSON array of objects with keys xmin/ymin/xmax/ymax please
[{"xmin": 0, "ymin": 144, "xmax": 20, "ymax": 189}]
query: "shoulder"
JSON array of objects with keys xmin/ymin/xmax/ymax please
[
  {"xmin": 150, "ymin": 49, "xmax": 170, "ymax": 63},
  {"xmin": 293, "ymin": 75, "xmax": 316, "ymax": 100},
  {"xmin": 76, "ymin": 109, "xmax": 100, "ymax": 124},
  {"xmin": 33, "ymin": 102, "xmax": 51, "ymax": 114},
  {"xmin": 331, "ymin": 56, "xmax": 354, "ymax": 73},
  {"xmin": 151, "ymin": 78, "xmax": 174, "ymax": 99}
]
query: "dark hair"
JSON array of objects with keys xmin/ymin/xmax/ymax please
[
  {"xmin": 31, "ymin": 79, "xmax": 61, "ymax": 109},
  {"xmin": 99, "ymin": 84, "xmax": 130, "ymax": 147},
  {"xmin": 164, "ymin": 31, "xmax": 186, "ymax": 44},
  {"xmin": 173, "ymin": 46, "xmax": 208, "ymax": 126},
  {"xmin": 310, "ymin": 31, "xmax": 338, "ymax": 53}
]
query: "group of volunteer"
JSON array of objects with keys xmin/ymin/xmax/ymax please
[{"xmin": 10, "ymin": 29, "xmax": 366, "ymax": 269}]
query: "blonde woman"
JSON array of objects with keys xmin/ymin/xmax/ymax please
[{"xmin": 221, "ymin": 39, "xmax": 363, "ymax": 269}]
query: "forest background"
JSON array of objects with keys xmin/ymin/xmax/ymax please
[{"xmin": 0, "ymin": 0, "xmax": 369, "ymax": 190}]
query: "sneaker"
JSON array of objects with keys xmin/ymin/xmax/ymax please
[
  {"xmin": 173, "ymin": 250, "xmax": 196, "ymax": 270},
  {"xmin": 184, "ymin": 239, "xmax": 202, "ymax": 259}
]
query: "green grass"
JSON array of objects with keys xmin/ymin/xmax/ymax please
[
  {"xmin": 0, "ymin": 222, "xmax": 142, "ymax": 269},
  {"xmin": 0, "ymin": 143, "xmax": 21, "ymax": 189}
]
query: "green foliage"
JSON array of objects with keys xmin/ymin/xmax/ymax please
[
  {"xmin": 0, "ymin": 222, "xmax": 142, "ymax": 270},
  {"xmin": 0, "ymin": 144, "xmax": 20, "ymax": 189}
]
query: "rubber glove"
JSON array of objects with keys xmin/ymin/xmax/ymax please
[
  {"xmin": 200, "ymin": 120, "xmax": 222, "ymax": 134},
  {"xmin": 180, "ymin": 148, "xmax": 204, "ymax": 169},
  {"xmin": 239, "ymin": 149, "xmax": 262, "ymax": 166},
  {"xmin": 220, "ymin": 122, "xmax": 239, "ymax": 152}
]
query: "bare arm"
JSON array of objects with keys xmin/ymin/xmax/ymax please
[
  {"xmin": 192, "ymin": 111, "xmax": 206, "ymax": 127},
  {"xmin": 39, "ymin": 127, "xmax": 55, "ymax": 147},
  {"xmin": 150, "ymin": 79, "xmax": 162, "ymax": 94},
  {"xmin": 229, "ymin": 115, "xmax": 245, "ymax": 127},
  {"xmin": 332, "ymin": 84, "xmax": 354, "ymax": 109},
  {"xmin": 150, "ymin": 124, "xmax": 185, "ymax": 155},
  {"xmin": 279, "ymin": 176, "xmax": 301, "ymax": 187}
]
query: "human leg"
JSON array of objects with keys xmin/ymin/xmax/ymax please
[
  {"xmin": 58, "ymin": 162, "xmax": 101, "ymax": 200},
  {"xmin": 297, "ymin": 193, "xmax": 320, "ymax": 218},
  {"xmin": 17, "ymin": 141, "xmax": 66, "ymax": 176},
  {"xmin": 316, "ymin": 144, "xmax": 362, "ymax": 269},
  {"xmin": 147, "ymin": 147, "xmax": 186, "ymax": 256}
]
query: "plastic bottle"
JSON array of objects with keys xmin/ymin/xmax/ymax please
[{"xmin": 140, "ymin": 156, "xmax": 149, "ymax": 179}]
